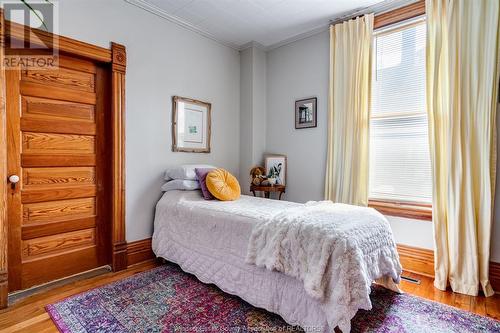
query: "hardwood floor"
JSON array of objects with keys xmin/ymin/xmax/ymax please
[
  {"xmin": 400, "ymin": 271, "xmax": 500, "ymax": 319},
  {"xmin": 0, "ymin": 262, "xmax": 498, "ymax": 332},
  {"xmin": 0, "ymin": 261, "xmax": 159, "ymax": 333}
]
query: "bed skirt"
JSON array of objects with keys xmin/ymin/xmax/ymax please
[{"xmin": 154, "ymin": 235, "xmax": 330, "ymax": 333}]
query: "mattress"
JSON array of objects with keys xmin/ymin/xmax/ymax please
[{"xmin": 153, "ymin": 190, "xmax": 331, "ymax": 332}]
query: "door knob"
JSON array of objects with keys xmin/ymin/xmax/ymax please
[
  {"xmin": 9, "ymin": 175, "xmax": 19, "ymax": 190},
  {"xmin": 9, "ymin": 175, "xmax": 19, "ymax": 183}
]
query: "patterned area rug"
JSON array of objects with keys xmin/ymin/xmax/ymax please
[{"xmin": 46, "ymin": 264, "xmax": 500, "ymax": 333}]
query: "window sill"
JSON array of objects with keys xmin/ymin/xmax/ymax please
[{"xmin": 368, "ymin": 199, "xmax": 432, "ymax": 221}]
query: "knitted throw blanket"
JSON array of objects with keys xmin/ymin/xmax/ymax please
[{"xmin": 246, "ymin": 201, "xmax": 402, "ymax": 332}]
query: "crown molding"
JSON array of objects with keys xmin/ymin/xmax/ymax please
[
  {"xmin": 124, "ymin": 0, "xmax": 420, "ymax": 52},
  {"xmin": 266, "ymin": 0, "xmax": 419, "ymax": 51},
  {"xmin": 124, "ymin": 0, "xmax": 241, "ymax": 51},
  {"xmin": 265, "ymin": 24, "xmax": 330, "ymax": 51},
  {"xmin": 239, "ymin": 41, "xmax": 267, "ymax": 52}
]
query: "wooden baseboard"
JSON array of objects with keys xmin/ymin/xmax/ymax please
[
  {"xmin": 490, "ymin": 261, "xmax": 500, "ymax": 292},
  {"xmin": 112, "ymin": 242, "xmax": 128, "ymax": 272},
  {"xmin": 397, "ymin": 244, "xmax": 435, "ymax": 277},
  {"xmin": 0, "ymin": 270, "xmax": 7, "ymax": 309},
  {"xmin": 397, "ymin": 243, "xmax": 500, "ymax": 293},
  {"xmin": 126, "ymin": 238, "xmax": 154, "ymax": 267}
]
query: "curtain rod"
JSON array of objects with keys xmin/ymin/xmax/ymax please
[{"xmin": 329, "ymin": 0, "xmax": 419, "ymax": 26}]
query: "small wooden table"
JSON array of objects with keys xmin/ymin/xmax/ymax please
[{"xmin": 250, "ymin": 184, "xmax": 286, "ymax": 200}]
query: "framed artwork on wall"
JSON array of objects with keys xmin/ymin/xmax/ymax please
[
  {"xmin": 172, "ymin": 96, "xmax": 211, "ymax": 153},
  {"xmin": 295, "ymin": 97, "xmax": 317, "ymax": 129},
  {"xmin": 265, "ymin": 154, "xmax": 287, "ymax": 186}
]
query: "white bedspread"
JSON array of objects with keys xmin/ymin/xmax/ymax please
[
  {"xmin": 152, "ymin": 191, "xmax": 402, "ymax": 333},
  {"xmin": 247, "ymin": 200, "xmax": 402, "ymax": 331}
]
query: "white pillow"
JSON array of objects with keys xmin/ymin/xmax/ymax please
[
  {"xmin": 161, "ymin": 179, "xmax": 201, "ymax": 192},
  {"xmin": 164, "ymin": 164, "xmax": 216, "ymax": 181}
]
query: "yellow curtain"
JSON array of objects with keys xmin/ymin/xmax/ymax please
[
  {"xmin": 325, "ymin": 14, "xmax": 373, "ymax": 206},
  {"xmin": 426, "ymin": 0, "xmax": 500, "ymax": 297}
]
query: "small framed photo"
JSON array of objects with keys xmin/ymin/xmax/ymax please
[
  {"xmin": 172, "ymin": 96, "xmax": 211, "ymax": 153},
  {"xmin": 295, "ymin": 97, "xmax": 317, "ymax": 129},
  {"xmin": 265, "ymin": 154, "xmax": 287, "ymax": 186}
]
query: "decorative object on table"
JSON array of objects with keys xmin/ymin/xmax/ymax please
[
  {"xmin": 250, "ymin": 184, "xmax": 286, "ymax": 200},
  {"xmin": 206, "ymin": 168, "xmax": 241, "ymax": 201},
  {"xmin": 295, "ymin": 97, "xmax": 317, "ymax": 129},
  {"xmin": 260, "ymin": 179, "xmax": 270, "ymax": 186},
  {"xmin": 172, "ymin": 96, "xmax": 211, "ymax": 153},
  {"xmin": 265, "ymin": 154, "xmax": 287, "ymax": 186},
  {"xmin": 249, "ymin": 166, "xmax": 266, "ymax": 186}
]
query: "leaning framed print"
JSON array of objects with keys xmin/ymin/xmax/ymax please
[
  {"xmin": 295, "ymin": 97, "xmax": 317, "ymax": 129},
  {"xmin": 265, "ymin": 154, "xmax": 287, "ymax": 186},
  {"xmin": 172, "ymin": 96, "xmax": 212, "ymax": 153}
]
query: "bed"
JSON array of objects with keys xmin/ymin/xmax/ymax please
[{"xmin": 153, "ymin": 190, "xmax": 402, "ymax": 333}]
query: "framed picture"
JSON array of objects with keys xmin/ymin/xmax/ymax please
[
  {"xmin": 295, "ymin": 97, "xmax": 317, "ymax": 129},
  {"xmin": 172, "ymin": 96, "xmax": 211, "ymax": 153},
  {"xmin": 265, "ymin": 154, "xmax": 287, "ymax": 186}
]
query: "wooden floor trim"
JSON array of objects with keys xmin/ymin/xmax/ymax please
[
  {"xmin": 397, "ymin": 244, "xmax": 435, "ymax": 277},
  {"xmin": 490, "ymin": 262, "xmax": 500, "ymax": 293},
  {"xmin": 397, "ymin": 244, "xmax": 500, "ymax": 293},
  {"xmin": 8, "ymin": 266, "xmax": 111, "ymax": 305},
  {"xmin": 126, "ymin": 238, "xmax": 154, "ymax": 267}
]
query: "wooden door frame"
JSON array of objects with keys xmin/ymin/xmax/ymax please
[{"xmin": 0, "ymin": 9, "xmax": 127, "ymax": 307}]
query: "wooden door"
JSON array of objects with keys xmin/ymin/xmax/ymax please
[{"xmin": 6, "ymin": 54, "xmax": 111, "ymax": 291}]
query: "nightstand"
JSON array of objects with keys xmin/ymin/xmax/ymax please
[{"xmin": 250, "ymin": 184, "xmax": 286, "ymax": 200}]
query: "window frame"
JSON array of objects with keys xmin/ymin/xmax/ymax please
[{"xmin": 368, "ymin": 0, "xmax": 432, "ymax": 221}]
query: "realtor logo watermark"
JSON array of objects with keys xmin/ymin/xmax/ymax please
[{"xmin": 2, "ymin": 0, "xmax": 59, "ymax": 70}]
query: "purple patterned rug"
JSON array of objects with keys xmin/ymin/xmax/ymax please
[{"xmin": 46, "ymin": 264, "xmax": 500, "ymax": 333}]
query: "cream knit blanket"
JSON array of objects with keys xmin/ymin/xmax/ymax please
[{"xmin": 246, "ymin": 201, "xmax": 402, "ymax": 332}]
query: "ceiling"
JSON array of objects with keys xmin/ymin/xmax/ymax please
[{"xmin": 125, "ymin": 0, "xmax": 414, "ymax": 50}]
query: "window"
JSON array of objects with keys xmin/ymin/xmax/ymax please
[{"xmin": 369, "ymin": 17, "xmax": 432, "ymax": 218}]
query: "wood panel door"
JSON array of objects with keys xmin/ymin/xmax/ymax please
[{"xmin": 6, "ymin": 54, "xmax": 111, "ymax": 291}]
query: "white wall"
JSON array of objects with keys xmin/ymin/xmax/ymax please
[
  {"xmin": 239, "ymin": 48, "xmax": 253, "ymax": 190},
  {"xmin": 58, "ymin": 0, "xmax": 240, "ymax": 241},
  {"xmin": 239, "ymin": 46, "xmax": 267, "ymax": 192},
  {"xmin": 266, "ymin": 30, "xmax": 500, "ymax": 263},
  {"xmin": 252, "ymin": 47, "xmax": 267, "ymax": 170},
  {"xmin": 266, "ymin": 31, "xmax": 329, "ymax": 202}
]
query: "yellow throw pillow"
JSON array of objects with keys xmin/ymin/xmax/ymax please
[{"xmin": 206, "ymin": 168, "xmax": 241, "ymax": 201}]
